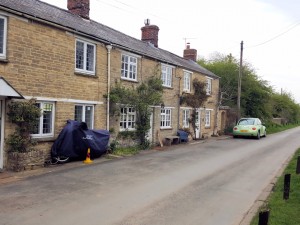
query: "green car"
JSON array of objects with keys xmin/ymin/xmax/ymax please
[{"xmin": 233, "ymin": 118, "xmax": 266, "ymax": 139}]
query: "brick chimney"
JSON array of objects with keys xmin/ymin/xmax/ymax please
[
  {"xmin": 183, "ymin": 43, "xmax": 197, "ymax": 61},
  {"xmin": 67, "ymin": 0, "xmax": 90, "ymax": 19},
  {"xmin": 141, "ymin": 19, "xmax": 159, "ymax": 47}
]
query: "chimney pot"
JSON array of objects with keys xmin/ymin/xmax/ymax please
[{"xmin": 144, "ymin": 19, "xmax": 150, "ymax": 26}]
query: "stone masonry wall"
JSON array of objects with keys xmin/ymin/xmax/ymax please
[{"xmin": 1, "ymin": 15, "xmax": 108, "ymax": 168}]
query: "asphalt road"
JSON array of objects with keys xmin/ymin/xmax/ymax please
[{"xmin": 1, "ymin": 127, "xmax": 300, "ymax": 225}]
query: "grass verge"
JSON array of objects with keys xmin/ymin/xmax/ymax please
[
  {"xmin": 111, "ymin": 146, "xmax": 140, "ymax": 156},
  {"xmin": 250, "ymin": 148, "xmax": 300, "ymax": 225},
  {"xmin": 266, "ymin": 123, "xmax": 300, "ymax": 134}
]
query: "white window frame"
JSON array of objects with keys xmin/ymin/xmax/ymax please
[
  {"xmin": 75, "ymin": 39, "xmax": 96, "ymax": 75},
  {"xmin": 0, "ymin": 15, "xmax": 7, "ymax": 60},
  {"xmin": 121, "ymin": 54, "xmax": 137, "ymax": 81},
  {"xmin": 182, "ymin": 109, "xmax": 190, "ymax": 128},
  {"xmin": 206, "ymin": 77, "xmax": 212, "ymax": 95},
  {"xmin": 74, "ymin": 104, "xmax": 94, "ymax": 129},
  {"xmin": 31, "ymin": 102, "xmax": 55, "ymax": 138},
  {"xmin": 205, "ymin": 110, "xmax": 211, "ymax": 127},
  {"xmin": 160, "ymin": 108, "xmax": 172, "ymax": 128},
  {"xmin": 183, "ymin": 71, "xmax": 192, "ymax": 92},
  {"xmin": 161, "ymin": 64, "xmax": 173, "ymax": 87},
  {"xmin": 120, "ymin": 107, "xmax": 136, "ymax": 131}
]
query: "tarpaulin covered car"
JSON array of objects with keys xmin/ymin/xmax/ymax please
[{"xmin": 51, "ymin": 120, "xmax": 110, "ymax": 160}]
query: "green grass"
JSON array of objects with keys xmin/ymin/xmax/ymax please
[
  {"xmin": 250, "ymin": 148, "xmax": 300, "ymax": 225},
  {"xmin": 266, "ymin": 123, "xmax": 300, "ymax": 134},
  {"xmin": 112, "ymin": 146, "xmax": 140, "ymax": 156}
]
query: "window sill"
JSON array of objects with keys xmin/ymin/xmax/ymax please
[
  {"xmin": 31, "ymin": 136, "xmax": 56, "ymax": 142},
  {"xmin": 119, "ymin": 128, "xmax": 136, "ymax": 132},
  {"xmin": 205, "ymin": 126, "xmax": 211, "ymax": 129},
  {"xmin": 74, "ymin": 71, "xmax": 98, "ymax": 78},
  {"xmin": 160, "ymin": 127, "xmax": 173, "ymax": 130},
  {"xmin": 121, "ymin": 77, "xmax": 138, "ymax": 83},
  {"xmin": 163, "ymin": 86, "xmax": 173, "ymax": 90},
  {"xmin": 0, "ymin": 58, "xmax": 8, "ymax": 63}
]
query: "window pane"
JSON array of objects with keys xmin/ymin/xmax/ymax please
[
  {"xmin": 75, "ymin": 105, "xmax": 83, "ymax": 122},
  {"xmin": 85, "ymin": 106, "xmax": 93, "ymax": 128},
  {"xmin": 76, "ymin": 41, "xmax": 84, "ymax": 69},
  {"xmin": 86, "ymin": 44, "xmax": 94, "ymax": 71},
  {"xmin": 32, "ymin": 103, "xmax": 41, "ymax": 134},
  {"xmin": 120, "ymin": 107, "xmax": 136, "ymax": 130},
  {"xmin": 42, "ymin": 104, "xmax": 53, "ymax": 134},
  {"xmin": 0, "ymin": 18, "xmax": 4, "ymax": 54}
]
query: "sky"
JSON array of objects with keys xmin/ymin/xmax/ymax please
[{"xmin": 41, "ymin": 0, "xmax": 300, "ymax": 103}]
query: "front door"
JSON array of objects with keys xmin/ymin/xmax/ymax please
[
  {"xmin": 0, "ymin": 99, "xmax": 4, "ymax": 169},
  {"xmin": 147, "ymin": 109, "xmax": 153, "ymax": 143},
  {"xmin": 195, "ymin": 109, "xmax": 201, "ymax": 139}
]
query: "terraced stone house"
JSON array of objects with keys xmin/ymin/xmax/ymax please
[{"xmin": 0, "ymin": 0, "xmax": 220, "ymax": 170}]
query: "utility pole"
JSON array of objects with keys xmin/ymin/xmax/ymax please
[{"xmin": 237, "ymin": 41, "xmax": 243, "ymax": 121}]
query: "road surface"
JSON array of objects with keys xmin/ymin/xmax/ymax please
[{"xmin": 1, "ymin": 127, "xmax": 300, "ymax": 225}]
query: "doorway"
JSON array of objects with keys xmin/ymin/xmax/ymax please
[
  {"xmin": 195, "ymin": 109, "xmax": 201, "ymax": 139},
  {"xmin": 0, "ymin": 99, "xmax": 4, "ymax": 170},
  {"xmin": 147, "ymin": 109, "xmax": 154, "ymax": 143}
]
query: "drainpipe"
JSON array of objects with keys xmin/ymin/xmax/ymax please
[
  {"xmin": 106, "ymin": 44, "xmax": 113, "ymax": 130},
  {"xmin": 174, "ymin": 67, "xmax": 181, "ymax": 130}
]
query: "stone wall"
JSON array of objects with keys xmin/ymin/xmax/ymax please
[{"xmin": 7, "ymin": 150, "xmax": 47, "ymax": 172}]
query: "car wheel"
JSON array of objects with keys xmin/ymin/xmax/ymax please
[
  {"xmin": 233, "ymin": 135, "xmax": 238, "ymax": 138},
  {"xmin": 256, "ymin": 131, "xmax": 260, "ymax": 140},
  {"xmin": 263, "ymin": 130, "xmax": 267, "ymax": 137}
]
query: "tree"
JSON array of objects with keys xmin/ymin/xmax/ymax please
[
  {"xmin": 199, "ymin": 53, "xmax": 239, "ymax": 108},
  {"xmin": 271, "ymin": 91, "xmax": 300, "ymax": 123},
  {"xmin": 109, "ymin": 76, "xmax": 163, "ymax": 147},
  {"xmin": 198, "ymin": 53, "xmax": 273, "ymax": 121},
  {"xmin": 198, "ymin": 52, "xmax": 300, "ymax": 124}
]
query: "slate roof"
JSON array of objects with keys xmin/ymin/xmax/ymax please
[{"xmin": 0, "ymin": 0, "xmax": 218, "ymax": 78}]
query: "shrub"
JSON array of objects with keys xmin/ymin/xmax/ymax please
[{"xmin": 6, "ymin": 99, "xmax": 41, "ymax": 153}]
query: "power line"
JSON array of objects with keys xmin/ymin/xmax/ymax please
[
  {"xmin": 94, "ymin": 0, "xmax": 166, "ymax": 21},
  {"xmin": 247, "ymin": 21, "xmax": 300, "ymax": 48}
]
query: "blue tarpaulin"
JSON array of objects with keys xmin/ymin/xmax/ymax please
[{"xmin": 51, "ymin": 120, "xmax": 110, "ymax": 159}]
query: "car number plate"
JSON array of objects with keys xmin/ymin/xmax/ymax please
[{"xmin": 241, "ymin": 130, "xmax": 248, "ymax": 132}]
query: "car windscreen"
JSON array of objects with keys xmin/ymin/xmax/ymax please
[{"xmin": 238, "ymin": 119, "xmax": 255, "ymax": 125}]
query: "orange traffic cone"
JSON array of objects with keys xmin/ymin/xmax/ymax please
[{"xmin": 83, "ymin": 148, "xmax": 93, "ymax": 164}]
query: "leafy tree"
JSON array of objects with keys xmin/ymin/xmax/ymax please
[
  {"xmin": 271, "ymin": 91, "xmax": 300, "ymax": 123},
  {"xmin": 199, "ymin": 53, "xmax": 239, "ymax": 108},
  {"xmin": 198, "ymin": 52, "xmax": 300, "ymax": 124},
  {"xmin": 109, "ymin": 76, "xmax": 163, "ymax": 147},
  {"xmin": 198, "ymin": 53, "xmax": 273, "ymax": 121}
]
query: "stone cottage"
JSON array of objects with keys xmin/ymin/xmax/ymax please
[{"xmin": 0, "ymin": 0, "xmax": 220, "ymax": 170}]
